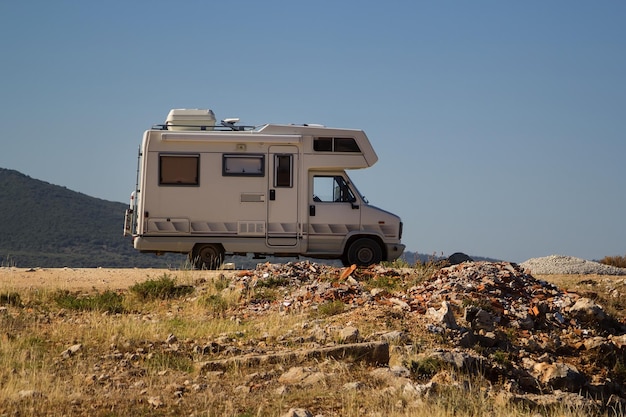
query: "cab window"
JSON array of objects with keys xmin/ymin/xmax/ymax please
[{"xmin": 312, "ymin": 176, "xmax": 356, "ymax": 203}]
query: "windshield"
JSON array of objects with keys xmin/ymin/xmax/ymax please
[{"xmin": 345, "ymin": 174, "xmax": 368, "ymax": 204}]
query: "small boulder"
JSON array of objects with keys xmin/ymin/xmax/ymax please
[{"xmin": 448, "ymin": 252, "xmax": 474, "ymax": 265}]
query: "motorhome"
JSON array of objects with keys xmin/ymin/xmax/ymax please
[{"xmin": 124, "ymin": 109, "xmax": 405, "ymax": 269}]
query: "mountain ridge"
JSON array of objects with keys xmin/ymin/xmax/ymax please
[{"xmin": 0, "ymin": 167, "xmax": 180, "ymax": 268}]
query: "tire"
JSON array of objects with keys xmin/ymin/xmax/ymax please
[
  {"xmin": 345, "ymin": 238, "xmax": 383, "ymax": 267},
  {"xmin": 191, "ymin": 244, "xmax": 225, "ymax": 270}
]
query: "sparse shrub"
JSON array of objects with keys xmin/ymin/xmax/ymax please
[
  {"xmin": 313, "ymin": 300, "xmax": 346, "ymax": 317},
  {"xmin": 53, "ymin": 290, "xmax": 125, "ymax": 314},
  {"xmin": 409, "ymin": 356, "xmax": 445, "ymax": 378},
  {"xmin": 129, "ymin": 273, "xmax": 194, "ymax": 301},
  {"xmin": 203, "ymin": 293, "xmax": 229, "ymax": 316},
  {"xmin": 365, "ymin": 273, "xmax": 401, "ymax": 291},
  {"xmin": 212, "ymin": 273, "xmax": 230, "ymax": 291},
  {"xmin": 0, "ymin": 291, "xmax": 21, "ymax": 306},
  {"xmin": 383, "ymin": 258, "xmax": 411, "ymax": 268},
  {"xmin": 492, "ymin": 350, "xmax": 511, "ymax": 366},
  {"xmin": 599, "ymin": 255, "xmax": 626, "ymax": 269},
  {"xmin": 613, "ymin": 359, "xmax": 626, "ymax": 381},
  {"xmin": 145, "ymin": 351, "xmax": 193, "ymax": 373},
  {"xmin": 249, "ymin": 286, "xmax": 280, "ymax": 303},
  {"xmin": 256, "ymin": 275, "xmax": 290, "ymax": 288}
]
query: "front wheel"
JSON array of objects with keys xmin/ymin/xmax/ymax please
[
  {"xmin": 345, "ymin": 238, "xmax": 383, "ymax": 267},
  {"xmin": 191, "ymin": 244, "xmax": 225, "ymax": 270}
]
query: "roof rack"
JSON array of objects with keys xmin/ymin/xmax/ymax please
[{"xmin": 152, "ymin": 121, "xmax": 257, "ymax": 132}]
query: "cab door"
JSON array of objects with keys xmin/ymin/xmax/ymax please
[
  {"xmin": 307, "ymin": 173, "xmax": 361, "ymax": 254},
  {"xmin": 267, "ymin": 146, "xmax": 299, "ymax": 247}
]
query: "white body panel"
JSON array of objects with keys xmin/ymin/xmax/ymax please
[{"xmin": 125, "ymin": 111, "xmax": 404, "ymax": 267}]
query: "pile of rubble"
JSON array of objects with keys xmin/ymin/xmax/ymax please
[
  {"xmin": 229, "ymin": 260, "xmax": 626, "ymax": 404},
  {"xmin": 521, "ymin": 255, "xmax": 626, "ymax": 275}
]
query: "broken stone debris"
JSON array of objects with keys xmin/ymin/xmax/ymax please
[{"xmin": 228, "ymin": 259, "xmax": 626, "ymax": 406}]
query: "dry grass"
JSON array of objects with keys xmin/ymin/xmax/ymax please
[
  {"xmin": 599, "ymin": 255, "xmax": 626, "ymax": 269},
  {"xmin": 0, "ymin": 269, "xmax": 623, "ymax": 416}
]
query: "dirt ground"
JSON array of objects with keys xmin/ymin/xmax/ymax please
[{"xmin": 0, "ymin": 267, "xmax": 228, "ymax": 291}]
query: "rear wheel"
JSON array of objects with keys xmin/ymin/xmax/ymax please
[
  {"xmin": 345, "ymin": 238, "xmax": 383, "ymax": 267},
  {"xmin": 191, "ymin": 244, "xmax": 225, "ymax": 270}
]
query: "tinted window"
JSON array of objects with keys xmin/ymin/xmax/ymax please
[
  {"xmin": 313, "ymin": 137, "xmax": 361, "ymax": 152},
  {"xmin": 274, "ymin": 154, "xmax": 292, "ymax": 187},
  {"xmin": 159, "ymin": 154, "xmax": 199, "ymax": 185},
  {"xmin": 313, "ymin": 137, "xmax": 333, "ymax": 151}
]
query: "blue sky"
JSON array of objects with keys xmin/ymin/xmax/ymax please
[{"xmin": 1, "ymin": 1, "xmax": 624, "ymax": 263}]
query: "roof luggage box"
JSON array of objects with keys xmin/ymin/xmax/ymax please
[{"xmin": 165, "ymin": 108, "xmax": 216, "ymax": 131}]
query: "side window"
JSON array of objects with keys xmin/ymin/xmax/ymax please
[
  {"xmin": 313, "ymin": 137, "xmax": 361, "ymax": 153},
  {"xmin": 274, "ymin": 154, "xmax": 293, "ymax": 187},
  {"xmin": 223, "ymin": 154, "xmax": 265, "ymax": 176},
  {"xmin": 159, "ymin": 154, "xmax": 199, "ymax": 185},
  {"xmin": 313, "ymin": 137, "xmax": 333, "ymax": 151},
  {"xmin": 333, "ymin": 138, "xmax": 360, "ymax": 152},
  {"xmin": 312, "ymin": 176, "xmax": 356, "ymax": 203}
]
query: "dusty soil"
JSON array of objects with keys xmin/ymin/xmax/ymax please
[{"xmin": 0, "ymin": 267, "xmax": 226, "ymax": 291}]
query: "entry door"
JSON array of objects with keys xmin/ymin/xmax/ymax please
[
  {"xmin": 267, "ymin": 146, "xmax": 299, "ymax": 247},
  {"xmin": 307, "ymin": 173, "xmax": 361, "ymax": 253}
]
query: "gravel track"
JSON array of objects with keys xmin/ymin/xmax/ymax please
[{"xmin": 520, "ymin": 254, "xmax": 626, "ymax": 275}]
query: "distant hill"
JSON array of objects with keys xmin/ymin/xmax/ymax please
[
  {"xmin": 400, "ymin": 251, "xmax": 501, "ymax": 264},
  {"xmin": 0, "ymin": 168, "xmax": 182, "ymax": 268}
]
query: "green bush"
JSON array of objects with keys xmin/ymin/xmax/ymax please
[
  {"xmin": 409, "ymin": 356, "xmax": 445, "ymax": 378},
  {"xmin": 129, "ymin": 274, "xmax": 194, "ymax": 301},
  {"xmin": 203, "ymin": 294, "xmax": 229, "ymax": 316},
  {"xmin": 313, "ymin": 300, "xmax": 346, "ymax": 317},
  {"xmin": 54, "ymin": 290, "xmax": 125, "ymax": 314}
]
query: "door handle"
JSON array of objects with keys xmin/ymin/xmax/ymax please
[
  {"xmin": 309, "ymin": 205, "xmax": 316, "ymax": 216},
  {"xmin": 269, "ymin": 189, "xmax": 276, "ymax": 201}
]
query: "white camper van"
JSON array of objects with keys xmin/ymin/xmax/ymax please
[{"xmin": 124, "ymin": 109, "xmax": 405, "ymax": 269}]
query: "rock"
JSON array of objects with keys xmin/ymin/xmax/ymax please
[
  {"xmin": 281, "ymin": 408, "xmax": 313, "ymax": 417},
  {"xmin": 147, "ymin": 396, "xmax": 163, "ymax": 408},
  {"xmin": 380, "ymin": 330, "xmax": 410, "ymax": 344},
  {"xmin": 338, "ymin": 326, "xmax": 360, "ymax": 343},
  {"xmin": 389, "ymin": 297, "xmax": 410, "ymax": 311},
  {"xmin": 514, "ymin": 313, "xmax": 535, "ymax": 330},
  {"xmin": 18, "ymin": 390, "xmax": 44, "ymax": 399},
  {"xmin": 524, "ymin": 359, "xmax": 586, "ymax": 392},
  {"xmin": 342, "ymin": 381, "xmax": 363, "ymax": 390},
  {"xmin": 569, "ymin": 298, "xmax": 606, "ymax": 322},
  {"xmin": 583, "ymin": 336, "xmax": 607, "ymax": 350},
  {"xmin": 609, "ymin": 334, "xmax": 626, "ymax": 348},
  {"xmin": 61, "ymin": 343, "xmax": 82, "ymax": 359},
  {"xmin": 448, "ymin": 252, "xmax": 473, "ymax": 265},
  {"xmin": 370, "ymin": 288, "xmax": 387, "ymax": 297},
  {"xmin": 427, "ymin": 301, "xmax": 458, "ymax": 329},
  {"xmin": 389, "ymin": 365, "xmax": 412, "ymax": 378},
  {"xmin": 369, "ymin": 367, "xmax": 412, "ymax": 389},
  {"xmin": 402, "ymin": 381, "xmax": 436, "ymax": 398},
  {"xmin": 278, "ymin": 367, "xmax": 312, "ymax": 385},
  {"xmin": 466, "ymin": 308, "xmax": 496, "ymax": 332},
  {"xmin": 428, "ymin": 349, "xmax": 486, "ymax": 374},
  {"xmin": 277, "ymin": 367, "xmax": 326, "ymax": 387}
]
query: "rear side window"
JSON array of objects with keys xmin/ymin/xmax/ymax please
[
  {"xmin": 313, "ymin": 137, "xmax": 361, "ymax": 152},
  {"xmin": 159, "ymin": 154, "xmax": 199, "ymax": 185}
]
